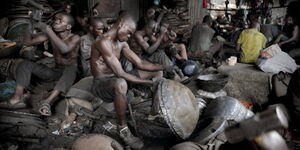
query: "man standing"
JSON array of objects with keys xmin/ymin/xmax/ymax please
[
  {"xmin": 0, "ymin": 12, "xmax": 80, "ymax": 116},
  {"xmin": 236, "ymin": 21, "xmax": 267, "ymax": 63},
  {"xmin": 80, "ymin": 17, "xmax": 105, "ymax": 77},
  {"xmin": 90, "ymin": 13, "xmax": 165, "ymax": 149}
]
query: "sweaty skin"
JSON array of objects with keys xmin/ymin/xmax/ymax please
[
  {"xmin": 90, "ymin": 19, "xmax": 164, "ymax": 86},
  {"xmin": 7, "ymin": 13, "xmax": 80, "ymax": 108}
]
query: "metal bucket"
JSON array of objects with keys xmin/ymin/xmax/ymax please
[
  {"xmin": 197, "ymin": 73, "xmax": 229, "ymax": 92},
  {"xmin": 72, "ymin": 134, "xmax": 123, "ymax": 150}
]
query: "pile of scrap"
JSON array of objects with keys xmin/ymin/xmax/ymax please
[{"xmin": 162, "ymin": 0, "xmax": 192, "ymax": 43}]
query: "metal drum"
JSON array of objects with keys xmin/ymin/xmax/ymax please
[
  {"xmin": 6, "ymin": 19, "xmax": 30, "ymax": 42},
  {"xmin": 156, "ymin": 78, "xmax": 200, "ymax": 139},
  {"xmin": 72, "ymin": 134, "xmax": 123, "ymax": 150}
]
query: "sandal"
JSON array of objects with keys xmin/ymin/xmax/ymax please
[
  {"xmin": 39, "ymin": 103, "xmax": 52, "ymax": 116},
  {"xmin": 147, "ymin": 114, "xmax": 159, "ymax": 121},
  {"xmin": 0, "ymin": 101, "xmax": 27, "ymax": 109}
]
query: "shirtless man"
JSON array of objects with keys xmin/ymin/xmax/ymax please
[
  {"xmin": 0, "ymin": 12, "xmax": 80, "ymax": 116},
  {"xmin": 160, "ymin": 30, "xmax": 188, "ymax": 62},
  {"xmin": 80, "ymin": 17, "xmax": 105, "ymax": 77},
  {"xmin": 134, "ymin": 21, "xmax": 181, "ymax": 75},
  {"xmin": 134, "ymin": 20, "xmax": 166, "ymax": 55},
  {"xmin": 90, "ymin": 13, "xmax": 167, "ymax": 149}
]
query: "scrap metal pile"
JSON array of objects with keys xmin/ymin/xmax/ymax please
[{"xmin": 162, "ymin": 0, "xmax": 192, "ymax": 43}]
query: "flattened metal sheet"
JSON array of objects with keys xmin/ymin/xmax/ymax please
[{"xmin": 158, "ymin": 79, "xmax": 199, "ymax": 139}]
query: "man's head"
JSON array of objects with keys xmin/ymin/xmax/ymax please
[
  {"xmin": 52, "ymin": 12, "xmax": 74, "ymax": 32},
  {"xmin": 88, "ymin": 17, "xmax": 105, "ymax": 38},
  {"xmin": 285, "ymin": 16, "xmax": 293, "ymax": 25},
  {"xmin": 203, "ymin": 15, "xmax": 213, "ymax": 26},
  {"xmin": 116, "ymin": 12, "xmax": 136, "ymax": 42},
  {"xmin": 145, "ymin": 20, "xmax": 157, "ymax": 36},
  {"xmin": 146, "ymin": 8, "xmax": 156, "ymax": 20},
  {"xmin": 250, "ymin": 21, "xmax": 260, "ymax": 31}
]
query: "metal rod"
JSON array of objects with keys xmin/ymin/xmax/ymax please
[{"xmin": 127, "ymin": 101, "xmax": 138, "ymax": 136}]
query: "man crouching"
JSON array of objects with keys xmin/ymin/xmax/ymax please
[{"xmin": 90, "ymin": 13, "xmax": 166, "ymax": 149}]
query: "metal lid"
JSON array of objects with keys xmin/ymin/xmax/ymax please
[{"xmin": 158, "ymin": 79, "xmax": 199, "ymax": 139}]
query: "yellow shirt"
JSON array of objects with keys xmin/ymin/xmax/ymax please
[{"xmin": 237, "ymin": 28, "xmax": 267, "ymax": 63}]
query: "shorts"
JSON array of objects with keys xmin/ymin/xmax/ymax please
[{"xmin": 91, "ymin": 76, "xmax": 117, "ymax": 103}]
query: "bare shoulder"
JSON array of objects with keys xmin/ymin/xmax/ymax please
[
  {"xmin": 70, "ymin": 33, "xmax": 81, "ymax": 42},
  {"xmin": 119, "ymin": 41, "xmax": 130, "ymax": 50},
  {"xmin": 176, "ymin": 43, "xmax": 185, "ymax": 47},
  {"xmin": 94, "ymin": 36, "xmax": 112, "ymax": 52},
  {"xmin": 95, "ymin": 36, "xmax": 110, "ymax": 46}
]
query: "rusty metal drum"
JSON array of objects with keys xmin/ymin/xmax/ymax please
[
  {"xmin": 72, "ymin": 134, "xmax": 123, "ymax": 150},
  {"xmin": 6, "ymin": 19, "xmax": 30, "ymax": 42},
  {"xmin": 156, "ymin": 78, "xmax": 200, "ymax": 139}
]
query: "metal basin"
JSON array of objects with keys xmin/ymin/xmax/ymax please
[{"xmin": 197, "ymin": 73, "xmax": 229, "ymax": 92}]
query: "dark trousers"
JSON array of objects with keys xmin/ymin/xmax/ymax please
[{"xmin": 16, "ymin": 60, "xmax": 77, "ymax": 93}]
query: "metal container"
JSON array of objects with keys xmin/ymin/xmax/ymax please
[
  {"xmin": 6, "ymin": 19, "xmax": 30, "ymax": 42},
  {"xmin": 203, "ymin": 96, "xmax": 254, "ymax": 122},
  {"xmin": 197, "ymin": 73, "xmax": 229, "ymax": 92},
  {"xmin": 157, "ymin": 79, "xmax": 200, "ymax": 139}
]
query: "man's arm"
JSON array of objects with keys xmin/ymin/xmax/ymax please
[
  {"xmin": 96, "ymin": 39, "xmax": 153, "ymax": 86},
  {"xmin": 156, "ymin": 9, "xmax": 167, "ymax": 26},
  {"xmin": 45, "ymin": 27, "xmax": 80, "ymax": 54},
  {"xmin": 23, "ymin": 24, "xmax": 48, "ymax": 46},
  {"xmin": 279, "ymin": 26, "xmax": 299, "ymax": 46},
  {"xmin": 134, "ymin": 26, "xmax": 167, "ymax": 54},
  {"xmin": 174, "ymin": 44, "xmax": 188, "ymax": 60},
  {"xmin": 122, "ymin": 43, "xmax": 164, "ymax": 71}
]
